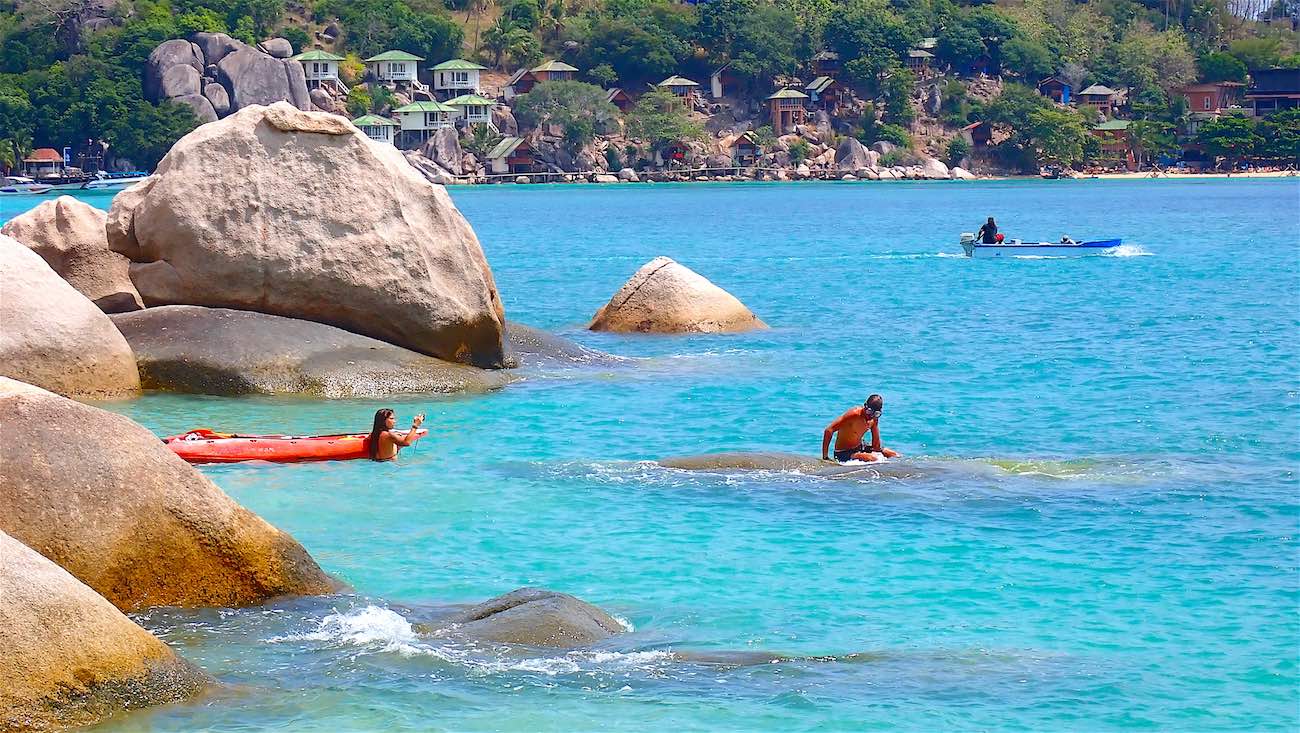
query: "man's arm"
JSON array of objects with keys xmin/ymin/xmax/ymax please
[
  {"xmin": 869, "ymin": 420, "xmax": 882, "ymax": 452},
  {"xmin": 821, "ymin": 409, "xmax": 855, "ymax": 460}
]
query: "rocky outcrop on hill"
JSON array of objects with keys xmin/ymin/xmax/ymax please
[
  {"xmin": 145, "ymin": 33, "xmax": 307, "ymax": 122},
  {"xmin": 0, "ymin": 376, "xmax": 336, "ymax": 610},
  {"xmin": 589, "ymin": 256, "xmax": 767, "ymax": 334},
  {"xmin": 108, "ymin": 103, "xmax": 507, "ymax": 367},
  {"xmin": 0, "ymin": 531, "xmax": 210, "ymax": 731},
  {"xmin": 438, "ymin": 588, "xmax": 626, "ymax": 648},
  {"xmin": 0, "ymin": 235, "xmax": 140, "ymax": 399},
  {"xmin": 1, "ymin": 196, "xmax": 142, "ymax": 312},
  {"xmin": 113, "ymin": 306, "xmax": 513, "ymax": 397}
]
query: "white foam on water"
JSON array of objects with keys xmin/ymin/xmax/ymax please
[
  {"xmin": 1103, "ymin": 244, "xmax": 1152, "ymax": 257},
  {"xmin": 611, "ymin": 614, "xmax": 636, "ymax": 632},
  {"xmin": 267, "ymin": 605, "xmax": 425, "ymax": 656},
  {"xmin": 865, "ymin": 252, "xmax": 966, "ymax": 259}
]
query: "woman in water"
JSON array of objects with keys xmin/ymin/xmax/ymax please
[{"xmin": 367, "ymin": 408, "xmax": 424, "ymax": 461}]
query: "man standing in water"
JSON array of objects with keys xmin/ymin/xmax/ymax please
[{"xmin": 821, "ymin": 394, "xmax": 900, "ymax": 463}]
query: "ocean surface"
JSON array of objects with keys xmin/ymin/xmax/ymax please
[{"xmin": 4, "ymin": 180, "xmax": 1298, "ymax": 731}]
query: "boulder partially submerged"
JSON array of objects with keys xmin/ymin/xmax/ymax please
[
  {"xmin": 589, "ymin": 257, "xmax": 767, "ymax": 333},
  {"xmin": 659, "ymin": 451, "xmax": 931, "ymax": 479},
  {"xmin": 0, "ymin": 235, "xmax": 140, "ymax": 399},
  {"xmin": 113, "ymin": 306, "xmax": 513, "ymax": 397},
  {"xmin": 0, "ymin": 377, "xmax": 336, "ymax": 610},
  {"xmin": 107, "ymin": 103, "xmax": 506, "ymax": 367},
  {"xmin": 1, "ymin": 195, "xmax": 143, "ymax": 312},
  {"xmin": 504, "ymin": 322, "xmax": 625, "ymax": 367},
  {"xmin": 438, "ymin": 588, "xmax": 626, "ymax": 648},
  {"xmin": 0, "ymin": 531, "xmax": 209, "ymax": 731}
]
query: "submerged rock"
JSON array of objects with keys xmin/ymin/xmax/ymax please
[
  {"xmin": 112, "ymin": 305, "xmax": 513, "ymax": 397},
  {"xmin": 659, "ymin": 451, "xmax": 929, "ymax": 479},
  {"xmin": 0, "ymin": 377, "xmax": 336, "ymax": 610},
  {"xmin": 589, "ymin": 256, "xmax": 767, "ymax": 334},
  {"xmin": 440, "ymin": 588, "xmax": 625, "ymax": 648},
  {"xmin": 0, "ymin": 235, "xmax": 140, "ymax": 399},
  {"xmin": 0, "ymin": 531, "xmax": 210, "ymax": 731},
  {"xmin": 504, "ymin": 322, "xmax": 624, "ymax": 367},
  {"xmin": 1, "ymin": 195, "xmax": 143, "ymax": 312},
  {"xmin": 106, "ymin": 103, "xmax": 506, "ymax": 367}
]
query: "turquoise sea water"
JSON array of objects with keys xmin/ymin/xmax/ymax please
[{"xmin": 4, "ymin": 180, "xmax": 1299, "ymax": 731}]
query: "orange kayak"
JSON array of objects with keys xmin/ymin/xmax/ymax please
[{"xmin": 163, "ymin": 428, "xmax": 428, "ymax": 464}]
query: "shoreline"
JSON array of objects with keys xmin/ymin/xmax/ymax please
[{"xmin": 444, "ymin": 169, "xmax": 1300, "ymax": 186}]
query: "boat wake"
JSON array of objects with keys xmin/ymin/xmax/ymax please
[{"xmin": 1102, "ymin": 244, "xmax": 1153, "ymax": 257}]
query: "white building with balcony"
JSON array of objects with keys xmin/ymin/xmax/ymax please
[
  {"xmin": 292, "ymin": 49, "xmax": 347, "ymax": 93},
  {"xmin": 366, "ymin": 50, "xmax": 423, "ymax": 84},
  {"xmin": 432, "ymin": 59, "xmax": 486, "ymax": 98}
]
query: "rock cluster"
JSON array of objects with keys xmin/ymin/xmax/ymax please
[
  {"xmin": 0, "ymin": 234, "xmax": 140, "ymax": 399},
  {"xmin": 108, "ymin": 103, "xmax": 507, "ymax": 368},
  {"xmin": 145, "ymin": 34, "xmax": 308, "ymax": 123},
  {"xmin": 590, "ymin": 256, "xmax": 767, "ymax": 334},
  {"xmin": 1, "ymin": 195, "xmax": 142, "ymax": 312}
]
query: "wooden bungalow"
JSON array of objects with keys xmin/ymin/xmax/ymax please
[
  {"xmin": 487, "ymin": 136, "xmax": 536, "ymax": 174},
  {"xmin": 365, "ymin": 50, "xmax": 423, "ymax": 84},
  {"xmin": 1077, "ymin": 84, "xmax": 1119, "ymax": 116},
  {"xmin": 710, "ymin": 63, "xmax": 738, "ymax": 99},
  {"xmin": 812, "ymin": 50, "xmax": 840, "ymax": 78},
  {"xmin": 392, "ymin": 100, "xmax": 455, "ymax": 148},
  {"xmin": 905, "ymin": 49, "xmax": 934, "ymax": 75},
  {"xmin": 657, "ymin": 75, "xmax": 699, "ymax": 106},
  {"xmin": 446, "ymin": 94, "xmax": 496, "ymax": 128},
  {"xmin": 606, "ymin": 87, "xmax": 634, "ymax": 112},
  {"xmin": 805, "ymin": 76, "xmax": 842, "ymax": 113},
  {"xmin": 432, "ymin": 59, "xmax": 486, "ymax": 98},
  {"xmin": 961, "ymin": 121, "xmax": 992, "ymax": 148},
  {"xmin": 293, "ymin": 49, "xmax": 347, "ymax": 93},
  {"xmin": 730, "ymin": 131, "xmax": 761, "ymax": 166},
  {"xmin": 1037, "ymin": 76, "xmax": 1071, "ymax": 105},
  {"xmin": 1177, "ymin": 81, "xmax": 1246, "ymax": 135},
  {"xmin": 351, "ymin": 114, "xmax": 398, "ymax": 145},
  {"xmin": 1091, "ymin": 119, "xmax": 1135, "ymax": 170},
  {"xmin": 767, "ymin": 88, "xmax": 808, "ymax": 135},
  {"xmin": 504, "ymin": 59, "xmax": 579, "ymax": 99},
  {"xmin": 23, "ymin": 148, "xmax": 65, "ymax": 178}
]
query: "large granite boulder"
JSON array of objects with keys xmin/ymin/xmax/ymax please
[
  {"xmin": 191, "ymin": 32, "xmax": 240, "ymax": 65},
  {"xmin": 492, "ymin": 105, "xmax": 518, "ymax": 136},
  {"xmin": 421, "ymin": 126, "xmax": 463, "ymax": 175},
  {"xmin": 159, "ymin": 63, "xmax": 201, "ymax": 98},
  {"xmin": 174, "ymin": 92, "xmax": 218, "ymax": 123},
  {"xmin": 0, "ymin": 235, "xmax": 140, "ymax": 398},
  {"xmin": 0, "ymin": 531, "xmax": 209, "ymax": 731},
  {"xmin": 589, "ymin": 256, "xmax": 767, "ymax": 334},
  {"xmin": 0, "ymin": 377, "xmax": 336, "ymax": 610},
  {"xmin": 258, "ymin": 37, "xmax": 293, "ymax": 58},
  {"xmin": 1, "ymin": 196, "xmax": 142, "ymax": 312},
  {"xmin": 144, "ymin": 39, "xmax": 203, "ymax": 102},
  {"xmin": 107, "ymin": 103, "xmax": 507, "ymax": 367},
  {"xmin": 919, "ymin": 156, "xmax": 949, "ymax": 179},
  {"xmin": 216, "ymin": 47, "xmax": 309, "ymax": 111},
  {"xmin": 113, "ymin": 306, "xmax": 513, "ymax": 397},
  {"xmin": 951, "ymin": 166, "xmax": 976, "ymax": 180},
  {"xmin": 404, "ymin": 150, "xmax": 459, "ymax": 185},
  {"xmin": 204, "ymin": 81, "xmax": 231, "ymax": 116},
  {"xmin": 442, "ymin": 588, "xmax": 625, "ymax": 648}
]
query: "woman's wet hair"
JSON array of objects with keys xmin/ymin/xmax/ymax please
[{"xmin": 368, "ymin": 409, "xmax": 394, "ymax": 460}]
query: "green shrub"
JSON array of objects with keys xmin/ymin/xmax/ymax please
[{"xmin": 946, "ymin": 135, "xmax": 971, "ymax": 167}]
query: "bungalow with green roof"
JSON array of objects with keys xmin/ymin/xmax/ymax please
[
  {"xmin": 293, "ymin": 49, "xmax": 346, "ymax": 93},
  {"xmin": 805, "ymin": 75, "xmax": 842, "ymax": 113},
  {"xmin": 446, "ymin": 93, "xmax": 496, "ymax": 128},
  {"xmin": 352, "ymin": 114, "xmax": 398, "ymax": 145},
  {"xmin": 1078, "ymin": 84, "xmax": 1119, "ymax": 115},
  {"xmin": 1091, "ymin": 119, "xmax": 1134, "ymax": 170},
  {"xmin": 432, "ymin": 59, "xmax": 486, "ymax": 98},
  {"xmin": 392, "ymin": 100, "xmax": 455, "ymax": 147},
  {"xmin": 366, "ymin": 50, "xmax": 423, "ymax": 84},
  {"xmin": 486, "ymin": 136, "xmax": 535, "ymax": 174},
  {"xmin": 657, "ymin": 75, "xmax": 699, "ymax": 106},
  {"xmin": 504, "ymin": 60, "xmax": 579, "ymax": 99},
  {"xmin": 767, "ymin": 88, "xmax": 808, "ymax": 135},
  {"xmin": 905, "ymin": 48, "xmax": 934, "ymax": 74},
  {"xmin": 730, "ymin": 130, "xmax": 761, "ymax": 166}
]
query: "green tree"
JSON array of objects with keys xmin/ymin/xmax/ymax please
[
  {"xmin": 936, "ymin": 21, "xmax": 984, "ymax": 72},
  {"xmin": 370, "ymin": 85, "xmax": 395, "ymax": 112},
  {"xmin": 824, "ymin": 0, "xmax": 917, "ymax": 95},
  {"xmin": 1258, "ymin": 109, "xmax": 1300, "ymax": 163},
  {"xmin": 513, "ymin": 80, "xmax": 619, "ymax": 152},
  {"xmin": 587, "ymin": 63, "xmax": 617, "ymax": 87},
  {"xmin": 578, "ymin": 17, "xmax": 688, "ymax": 86},
  {"xmin": 725, "ymin": 4, "xmax": 799, "ymax": 86},
  {"xmin": 789, "ymin": 137, "xmax": 810, "ymax": 163},
  {"xmin": 626, "ymin": 87, "xmax": 704, "ymax": 152},
  {"xmin": 1024, "ymin": 106, "xmax": 1088, "ymax": 165},
  {"xmin": 881, "ymin": 67, "xmax": 915, "ymax": 125},
  {"xmin": 279, "ymin": 26, "xmax": 311, "ymax": 53},
  {"xmin": 1228, "ymin": 37, "xmax": 1282, "ymax": 71},
  {"xmin": 1197, "ymin": 51, "xmax": 1246, "ymax": 83},
  {"xmin": 946, "ymin": 134, "xmax": 970, "ymax": 167},
  {"xmin": 464, "ymin": 123, "xmax": 504, "ymax": 156},
  {"xmin": 346, "ymin": 86, "xmax": 372, "ymax": 117},
  {"xmin": 1001, "ymin": 37, "xmax": 1053, "ymax": 80},
  {"xmin": 1128, "ymin": 119, "xmax": 1176, "ymax": 169},
  {"xmin": 1197, "ymin": 115, "xmax": 1262, "ymax": 168}
]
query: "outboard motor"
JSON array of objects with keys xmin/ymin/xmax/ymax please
[{"xmin": 959, "ymin": 232, "xmax": 976, "ymax": 257}]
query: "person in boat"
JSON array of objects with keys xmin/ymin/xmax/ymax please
[
  {"xmin": 368, "ymin": 408, "xmax": 424, "ymax": 461},
  {"xmin": 977, "ymin": 217, "xmax": 999, "ymax": 244},
  {"xmin": 821, "ymin": 394, "xmax": 900, "ymax": 463}
]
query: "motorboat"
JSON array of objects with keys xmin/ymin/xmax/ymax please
[
  {"xmin": 960, "ymin": 232, "xmax": 1122, "ymax": 258},
  {"xmin": 0, "ymin": 176, "xmax": 53, "ymax": 194},
  {"xmin": 81, "ymin": 171, "xmax": 151, "ymax": 190}
]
